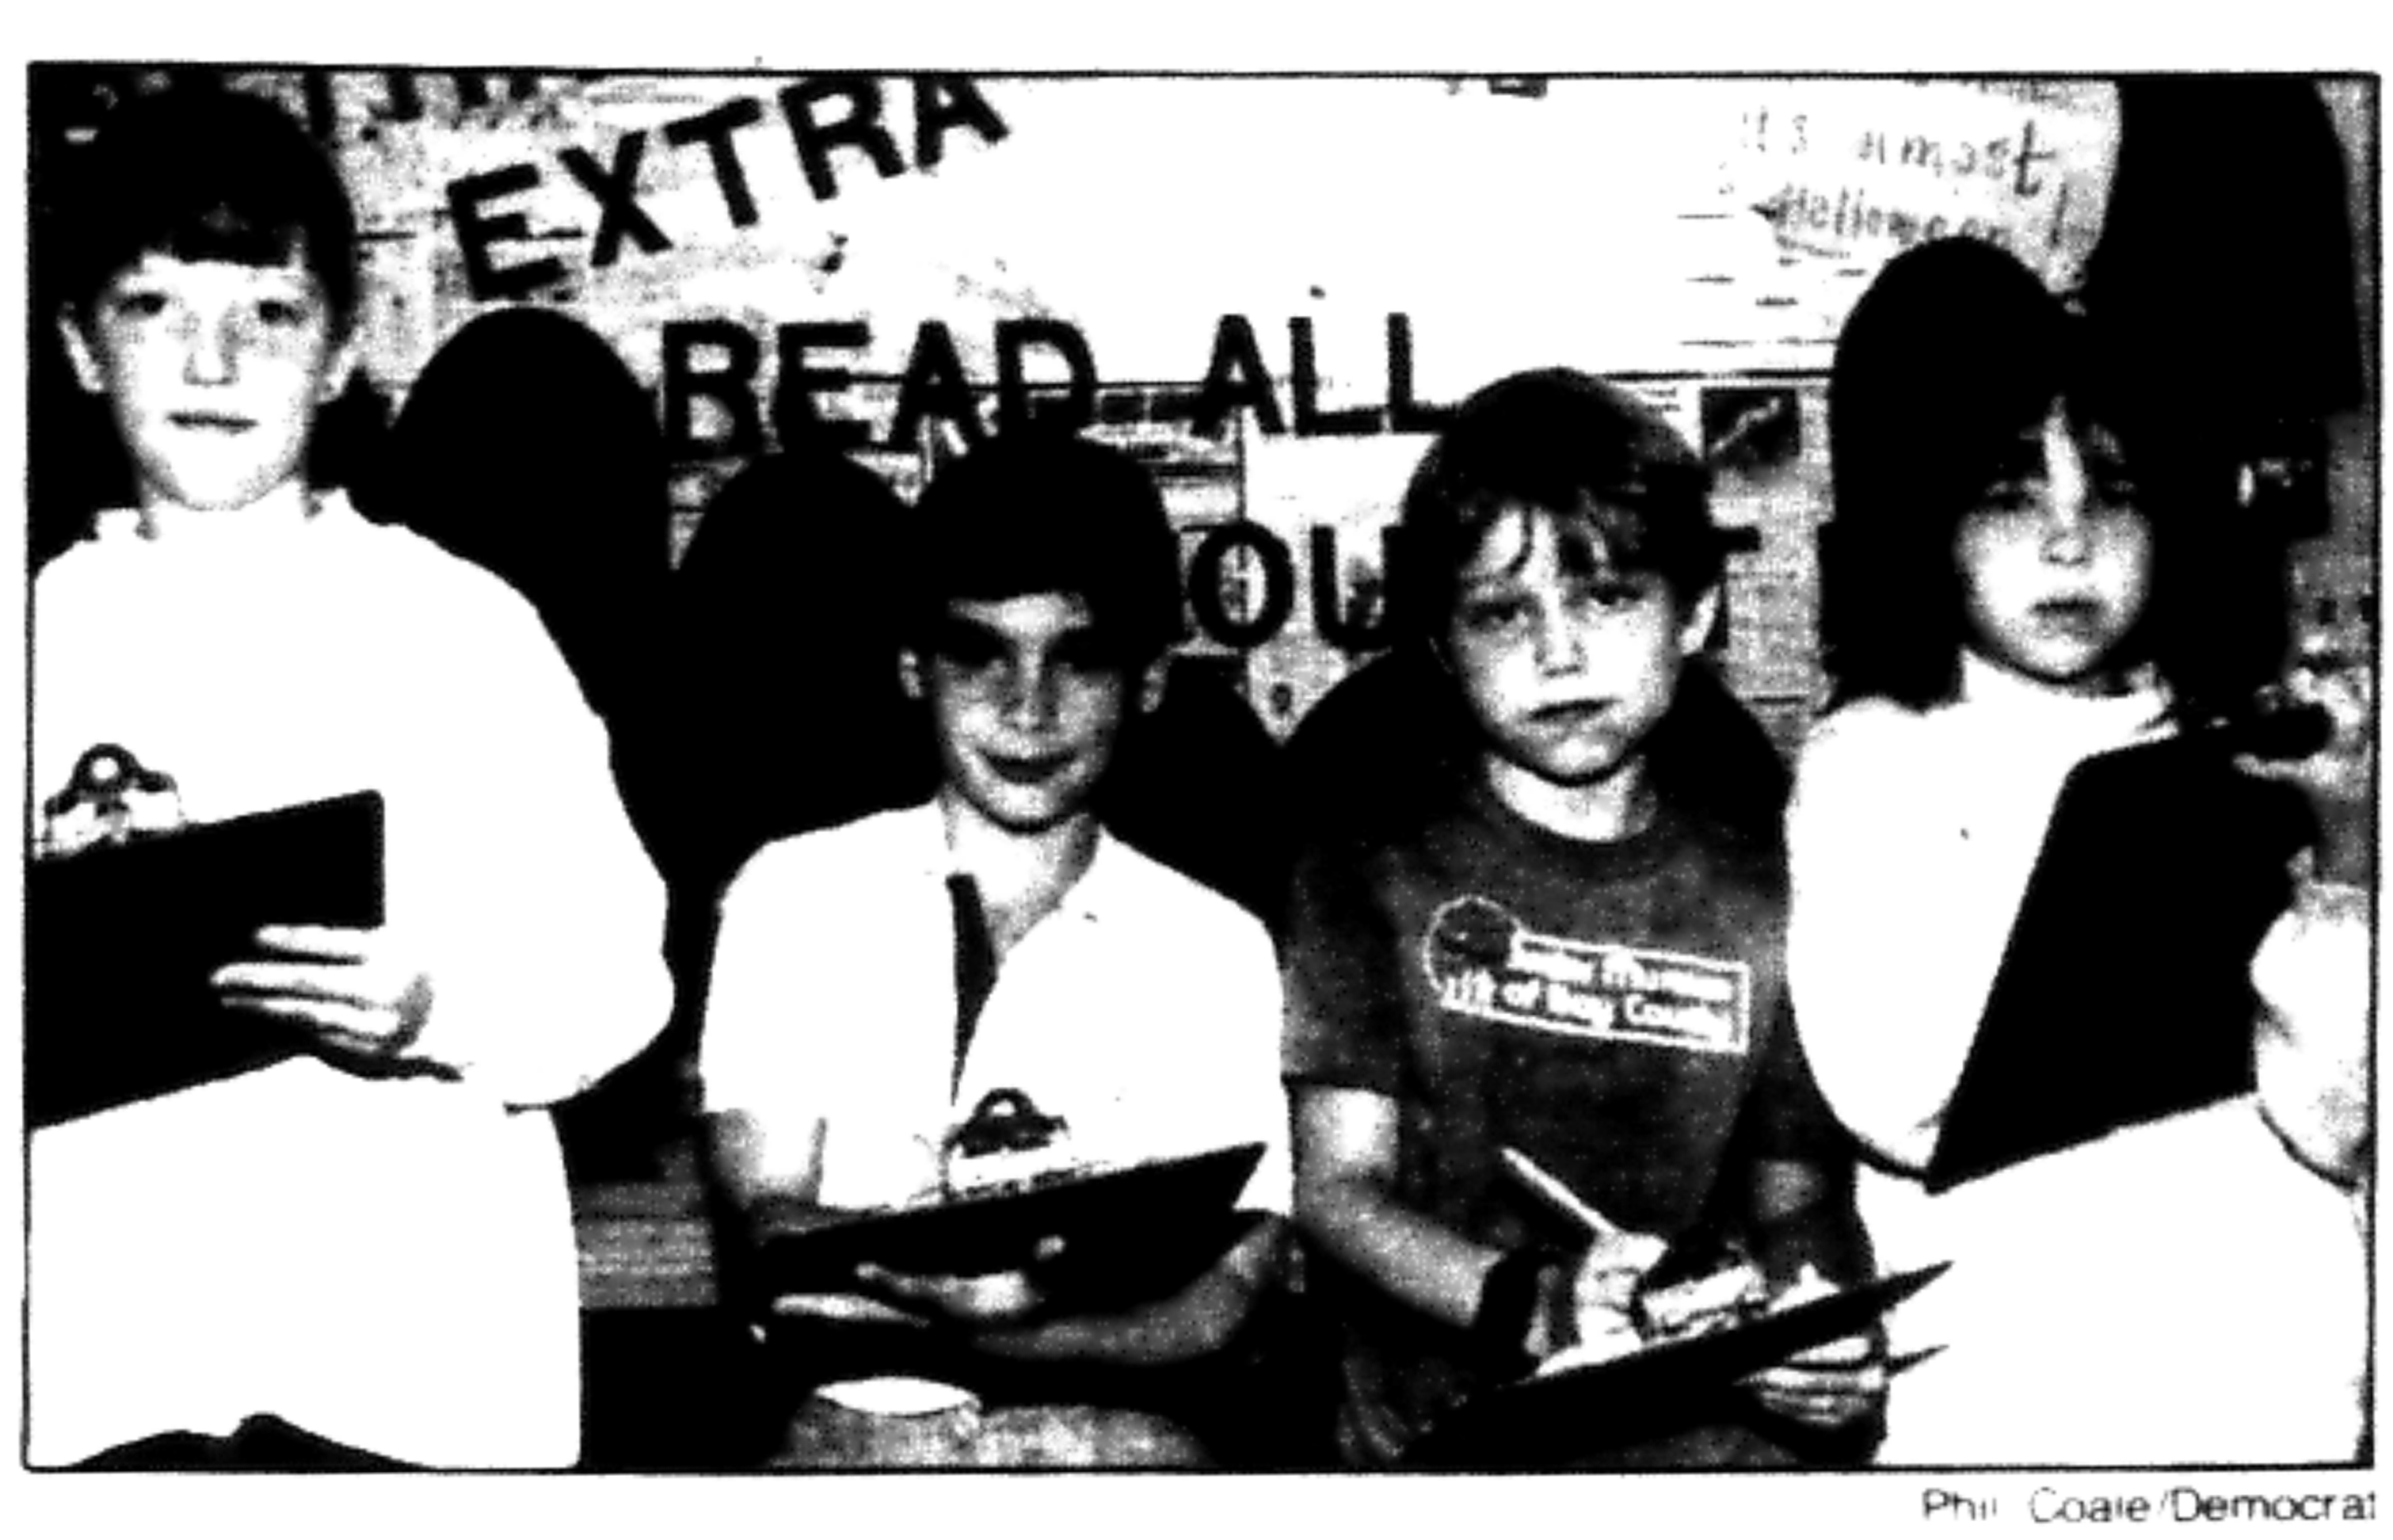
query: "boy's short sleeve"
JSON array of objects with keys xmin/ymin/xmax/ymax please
[
  {"xmin": 697, "ymin": 847, "xmax": 820, "ymax": 1130},
  {"xmin": 1164, "ymin": 906, "xmax": 1297, "ymax": 1216},
  {"xmin": 1281, "ymin": 839, "xmax": 1413, "ymax": 1096}
]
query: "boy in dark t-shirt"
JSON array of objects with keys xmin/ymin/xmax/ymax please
[{"xmin": 1282, "ymin": 369, "xmax": 1884, "ymax": 1469}]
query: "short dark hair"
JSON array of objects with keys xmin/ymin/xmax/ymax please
[
  {"xmin": 1394, "ymin": 368, "xmax": 1721, "ymax": 645},
  {"xmin": 905, "ymin": 431, "xmax": 1185, "ymax": 669},
  {"xmin": 1824, "ymin": 236, "xmax": 2284, "ymax": 716},
  {"xmin": 53, "ymin": 84, "xmax": 360, "ymax": 338}
]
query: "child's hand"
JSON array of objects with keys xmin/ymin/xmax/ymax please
[
  {"xmin": 1743, "ymin": 1265, "xmax": 1888, "ymax": 1429},
  {"xmin": 212, "ymin": 924, "xmax": 436, "ymax": 1064},
  {"xmin": 854, "ymin": 1235, "xmax": 1068, "ymax": 1328},
  {"xmin": 768, "ymin": 1292, "xmax": 931, "ymax": 1328},
  {"xmin": 2239, "ymin": 631, "xmax": 2375, "ymax": 890},
  {"xmin": 1747, "ymin": 1330, "xmax": 1887, "ymax": 1428},
  {"xmin": 1560, "ymin": 1229, "xmax": 1669, "ymax": 1349}
]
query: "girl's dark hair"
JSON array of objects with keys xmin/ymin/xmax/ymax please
[
  {"xmin": 1393, "ymin": 368, "xmax": 1721, "ymax": 645},
  {"xmin": 1822, "ymin": 236, "xmax": 2287, "ymax": 718},
  {"xmin": 54, "ymin": 83, "xmax": 360, "ymax": 337},
  {"xmin": 905, "ymin": 431, "xmax": 1186, "ymax": 670}
]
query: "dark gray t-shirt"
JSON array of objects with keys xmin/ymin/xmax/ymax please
[{"xmin": 1282, "ymin": 778, "xmax": 1841, "ymax": 1464}]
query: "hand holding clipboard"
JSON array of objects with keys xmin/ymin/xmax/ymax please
[
  {"xmin": 1487, "ymin": 1149, "xmax": 1918, "ymax": 1443},
  {"xmin": 750, "ymin": 1143, "xmax": 1267, "ymax": 1315},
  {"xmin": 29, "ymin": 781, "xmax": 391, "ymax": 1126},
  {"xmin": 212, "ymin": 923, "xmax": 438, "ymax": 1069}
]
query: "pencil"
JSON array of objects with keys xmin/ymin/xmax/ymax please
[{"xmin": 1498, "ymin": 1146, "xmax": 1621, "ymax": 1240}]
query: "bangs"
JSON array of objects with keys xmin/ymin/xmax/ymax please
[
  {"xmin": 1427, "ymin": 414, "xmax": 1707, "ymax": 543},
  {"xmin": 1394, "ymin": 368, "xmax": 1720, "ymax": 639},
  {"xmin": 908, "ymin": 433, "xmax": 1183, "ymax": 664},
  {"xmin": 1923, "ymin": 320, "xmax": 2080, "ymax": 510},
  {"xmin": 1455, "ymin": 497, "xmax": 1663, "ymax": 590},
  {"xmin": 1943, "ymin": 324, "xmax": 2170, "ymax": 505},
  {"xmin": 151, "ymin": 199, "xmax": 318, "ymax": 277},
  {"xmin": 938, "ymin": 524, "xmax": 1119, "ymax": 615},
  {"xmin": 1551, "ymin": 504, "xmax": 1663, "ymax": 590}
]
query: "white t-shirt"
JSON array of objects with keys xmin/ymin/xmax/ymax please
[
  {"xmin": 28, "ymin": 492, "xmax": 673, "ymax": 1468},
  {"xmin": 699, "ymin": 802, "xmax": 1293, "ymax": 1217}
]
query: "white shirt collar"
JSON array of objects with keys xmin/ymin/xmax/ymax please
[
  {"xmin": 903, "ymin": 799, "xmax": 1122, "ymax": 926},
  {"xmin": 1953, "ymin": 650, "xmax": 2170, "ymax": 753},
  {"xmin": 90, "ymin": 489, "xmax": 365, "ymax": 584}
]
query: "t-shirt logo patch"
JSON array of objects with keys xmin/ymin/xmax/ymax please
[{"xmin": 1419, "ymin": 895, "xmax": 1750, "ymax": 1054}]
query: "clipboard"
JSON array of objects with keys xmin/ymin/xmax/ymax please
[
  {"xmin": 1405, "ymin": 1263, "xmax": 1949, "ymax": 1470},
  {"xmin": 1928, "ymin": 735, "xmax": 2311, "ymax": 1191},
  {"xmin": 749, "ymin": 1142, "xmax": 1266, "ymax": 1301},
  {"xmin": 27, "ymin": 790, "xmax": 387, "ymax": 1128}
]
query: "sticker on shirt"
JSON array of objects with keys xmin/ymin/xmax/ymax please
[{"xmin": 1419, "ymin": 895, "xmax": 1751, "ymax": 1055}]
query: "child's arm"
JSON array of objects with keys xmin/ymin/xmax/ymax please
[
  {"xmin": 208, "ymin": 581, "xmax": 672, "ymax": 1086},
  {"xmin": 1296, "ymin": 1084, "xmax": 1665, "ymax": 1363},
  {"xmin": 1280, "ymin": 841, "xmax": 1663, "ymax": 1365},
  {"xmin": 696, "ymin": 841, "xmax": 859, "ymax": 1214},
  {"xmin": 707, "ymin": 1107, "xmax": 825, "ymax": 1209},
  {"xmin": 1747, "ymin": 1155, "xmax": 1872, "ymax": 1284},
  {"xmin": 1297, "ymin": 1084, "xmax": 1508, "ymax": 1330},
  {"xmin": 1787, "ymin": 706, "xmax": 2034, "ymax": 1172},
  {"xmin": 857, "ymin": 1214, "xmax": 1287, "ymax": 1365},
  {"xmin": 700, "ymin": 863, "xmax": 933, "ymax": 1325},
  {"xmin": 1279, "ymin": 835, "xmax": 1523, "ymax": 1332},
  {"xmin": 1740, "ymin": 1155, "xmax": 1888, "ymax": 1432},
  {"xmin": 416, "ymin": 579, "xmax": 673, "ymax": 1105},
  {"xmin": 1736, "ymin": 1003, "xmax": 1888, "ymax": 1433},
  {"xmin": 250, "ymin": 562, "xmax": 672, "ymax": 1107},
  {"xmin": 2242, "ymin": 633, "xmax": 2373, "ymax": 1190},
  {"xmin": 2251, "ymin": 882, "xmax": 2372, "ymax": 1188}
]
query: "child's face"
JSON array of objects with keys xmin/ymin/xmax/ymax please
[
  {"xmin": 1442, "ymin": 506, "xmax": 1715, "ymax": 791},
  {"xmin": 59, "ymin": 252, "xmax": 355, "ymax": 517},
  {"xmin": 901, "ymin": 593, "xmax": 1156, "ymax": 838},
  {"xmin": 1953, "ymin": 404, "xmax": 2153, "ymax": 694}
]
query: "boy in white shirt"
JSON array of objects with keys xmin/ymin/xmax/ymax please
[{"xmin": 699, "ymin": 433, "xmax": 1294, "ymax": 1467}]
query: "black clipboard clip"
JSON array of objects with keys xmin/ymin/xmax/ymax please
[{"xmin": 39, "ymin": 742, "xmax": 185, "ymax": 859}]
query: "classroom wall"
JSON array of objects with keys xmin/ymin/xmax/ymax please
[{"xmin": 29, "ymin": 71, "xmax": 2375, "ymax": 747}]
